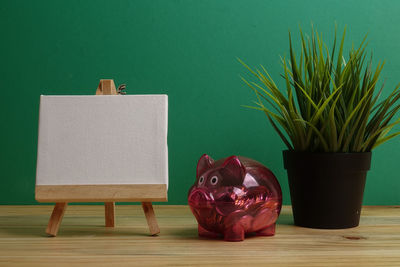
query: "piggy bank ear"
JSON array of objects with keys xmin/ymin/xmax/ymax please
[
  {"xmin": 221, "ymin": 156, "xmax": 245, "ymax": 183},
  {"xmin": 197, "ymin": 154, "xmax": 215, "ymax": 178}
]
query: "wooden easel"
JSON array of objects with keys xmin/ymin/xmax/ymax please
[{"xmin": 44, "ymin": 79, "xmax": 161, "ymax": 237}]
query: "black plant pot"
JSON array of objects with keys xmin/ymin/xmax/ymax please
[{"xmin": 283, "ymin": 150, "xmax": 372, "ymax": 229}]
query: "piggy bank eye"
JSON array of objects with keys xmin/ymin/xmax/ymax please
[
  {"xmin": 210, "ymin": 176, "xmax": 218, "ymax": 185},
  {"xmin": 198, "ymin": 176, "xmax": 205, "ymax": 185}
]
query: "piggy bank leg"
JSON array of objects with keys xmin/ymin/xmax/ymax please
[
  {"xmin": 256, "ymin": 223, "xmax": 276, "ymax": 236},
  {"xmin": 223, "ymin": 214, "xmax": 252, "ymax": 242},
  {"xmin": 198, "ymin": 224, "xmax": 219, "ymax": 238},
  {"xmin": 224, "ymin": 223, "xmax": 245, "ymax": 242}
]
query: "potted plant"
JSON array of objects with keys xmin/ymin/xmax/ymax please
[{"xmin": 240, "ymin": 26, "xmax": 400, "ymax": 229}]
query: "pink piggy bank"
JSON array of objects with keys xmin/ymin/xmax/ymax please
[{"xmin": 188, "ymin": 155, "xmax": 282, "ymax": 241}]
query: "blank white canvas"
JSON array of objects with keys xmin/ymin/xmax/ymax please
[{"xmin": 36, "ymin": 95, "xmax": 168, "ymax": 187}]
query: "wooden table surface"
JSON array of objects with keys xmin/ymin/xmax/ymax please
[{"xmin": 0, "ymin": 205, "xmax": 399, "ymax": 266}]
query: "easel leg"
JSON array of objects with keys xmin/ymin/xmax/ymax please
[
  {"xmin": 46, "ymin": 202, "xmax": 68, "ymax": 237},
  {"xmin": 141, "ymin": 202, "xmax": 160, "ymax": 235},
  {"xmin": 105, "ymin": 202, "xmax": 115, "ymax": 227}
]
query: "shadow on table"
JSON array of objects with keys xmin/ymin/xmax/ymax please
[
  {"xmin": 0, "ymin": 214, "xmax": 151, "ymax": 238},
  {"xmin": 167, "ymin": 213, "xmax": 294, "ymax": 241}
]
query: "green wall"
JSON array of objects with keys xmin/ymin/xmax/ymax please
[{"xmin": 1, "ymin": 0, "xmax": 399, "ymax": 205}]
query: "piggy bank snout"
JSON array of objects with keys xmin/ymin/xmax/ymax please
[{"xmin": 188, "ymin": 188, "xmax": 214, "ymax": 208}]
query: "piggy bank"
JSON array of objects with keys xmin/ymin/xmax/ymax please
[{"xmin": 188, "ymin": 154, "xmax": 282, "ymax": 241}]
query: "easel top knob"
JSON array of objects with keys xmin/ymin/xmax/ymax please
[{"xmin": 96, "ymin": 79, "xmax": 117, "ymax": 95}]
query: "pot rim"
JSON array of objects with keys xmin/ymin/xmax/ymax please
[
  {"xmin": 282, "ymin": 149, "xmax": 371, "ymax": 156},
  {"xmin": 282, "ymin": 150, "xmax": 372, "ymax": 171}
]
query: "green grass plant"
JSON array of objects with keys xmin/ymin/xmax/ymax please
[{"xmin": 240, "ymin": 26, "xmax": 400, "ymax": 152}]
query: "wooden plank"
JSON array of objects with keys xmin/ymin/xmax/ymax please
[
  {"xmin": 45, "ymin": 202, "xmax": 68, "ymax": 237},
  {"xmin": 141, "ymin": 202, "xmax": 160, "ymax": 235},
  {"xmin": 35, "ymin": 184, "xmax": 167, "ymax": 202},
  {"xmin": 97, "ymin": 80, "xmax": 117, "ymax": 228},
  {"xmin": 105, "ymin": 202, "xmax": 115, "ymax": 227},
  {"xmin": 0, "ymin": 206, "xmax": 400, "ymax": 266}
]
